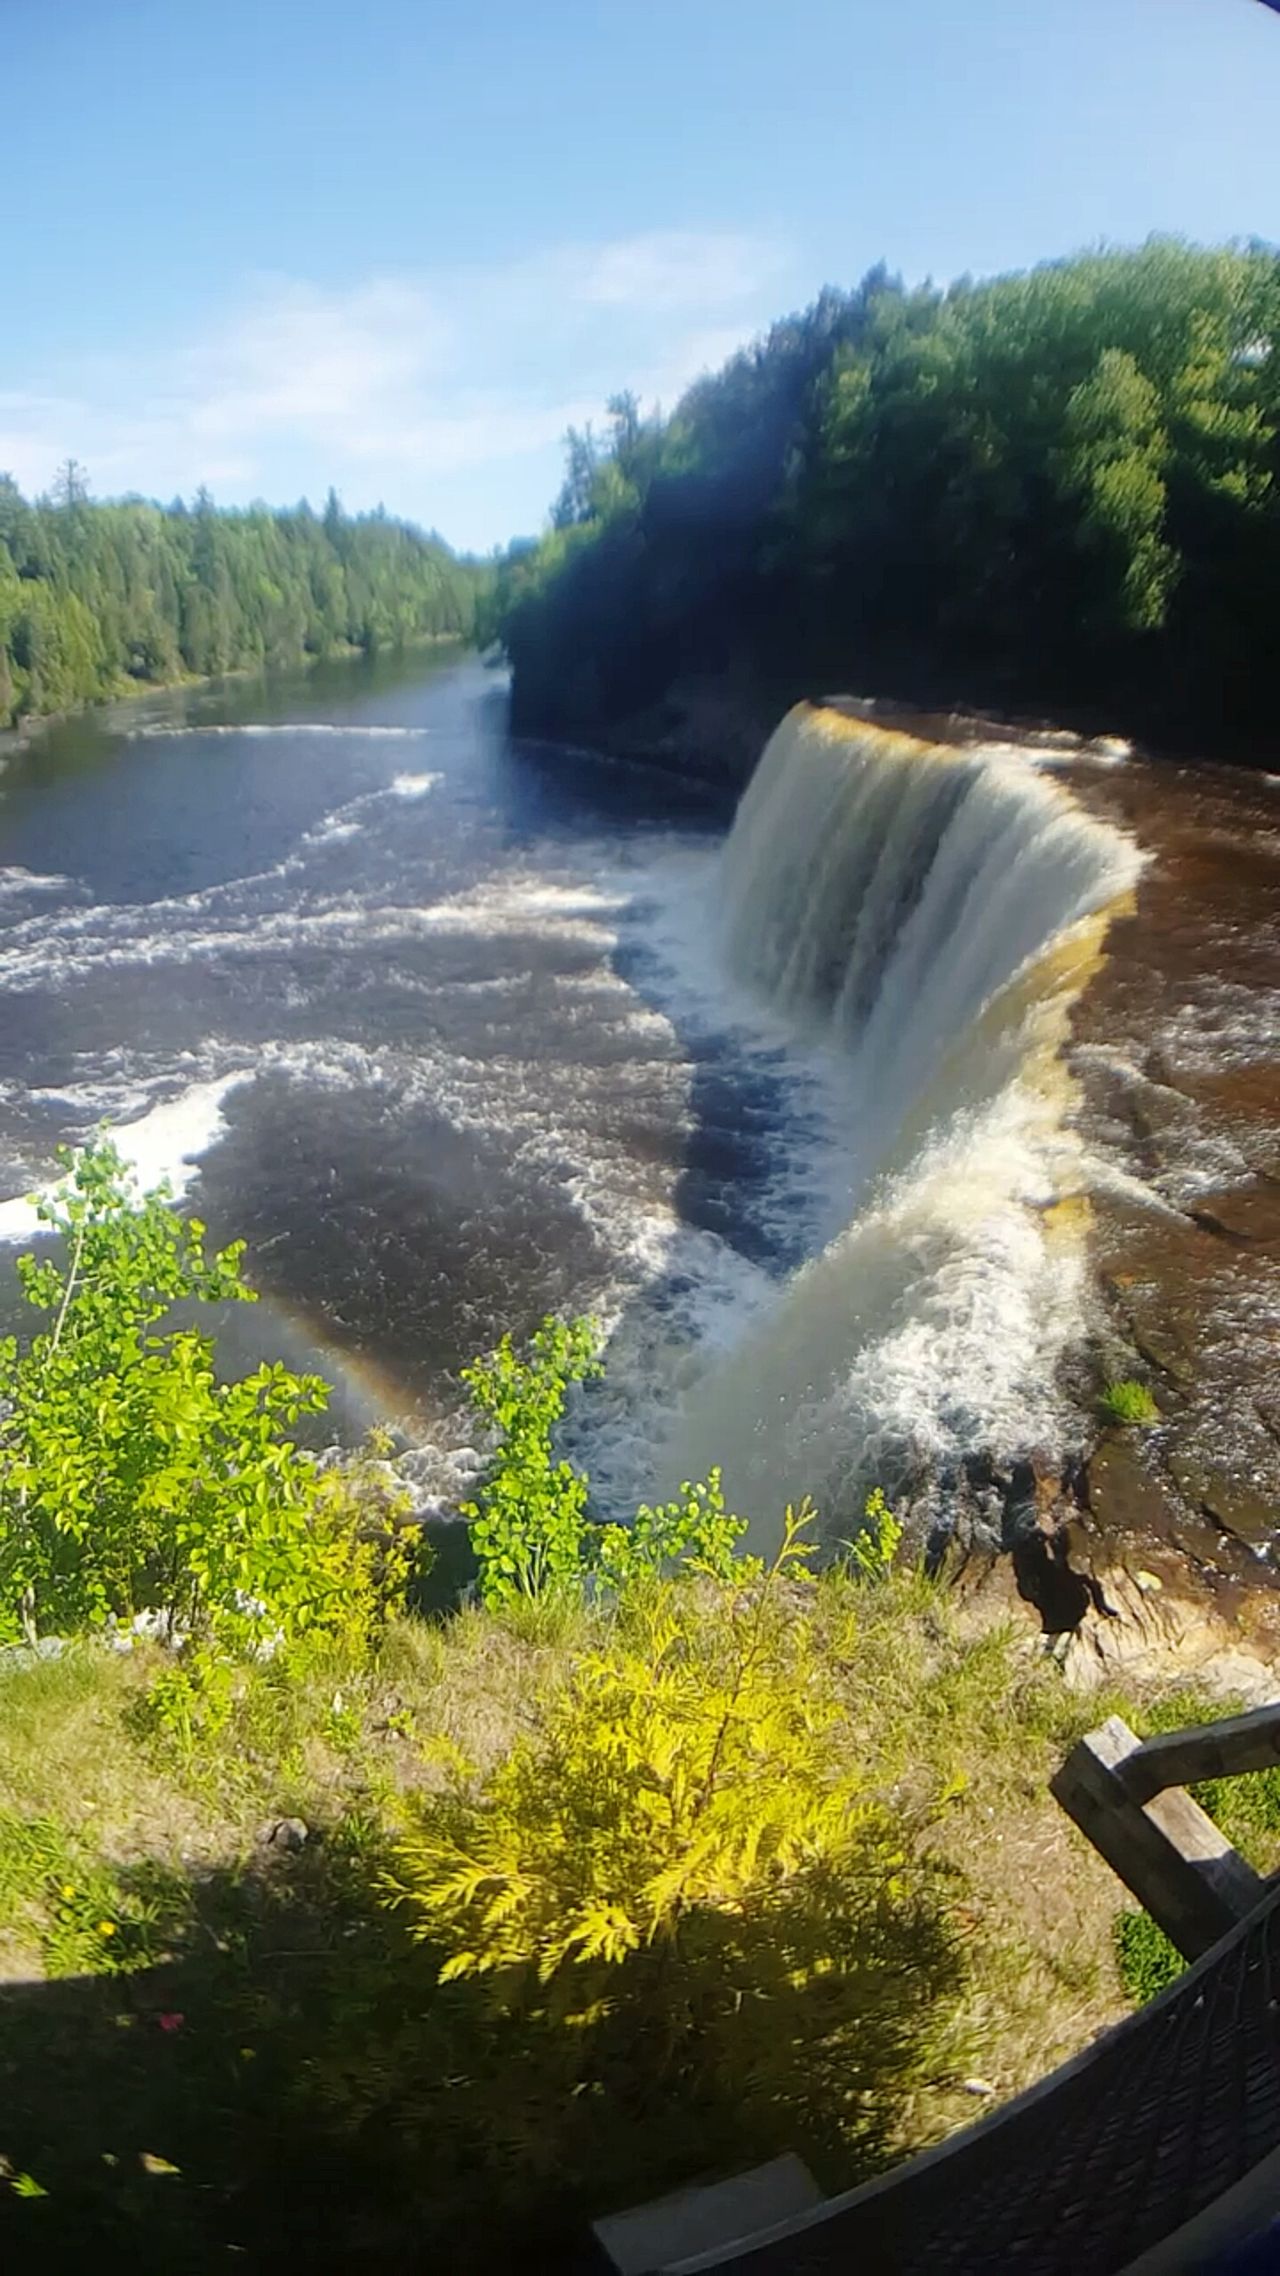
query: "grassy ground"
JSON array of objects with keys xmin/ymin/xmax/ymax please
[{"xmin": 0, "ymin": 1578, "xmax": 1226, "ymax": 2274}]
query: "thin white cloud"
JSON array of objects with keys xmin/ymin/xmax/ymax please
[
  {"xmin": 183, "ymin": 276, "xmax": 454, "ymax": 441},
  {"xmin": 567, "ymin": 230, "xmax": 786, "ymax": 310},
  {"xmin": 0, "ymin": 229, "xmax": 792, "ymax": 548}
]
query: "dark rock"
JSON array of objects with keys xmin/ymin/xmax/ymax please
[
  {"xmin": 1185, "ymin": 1182, "xmax": 1280, "ymax": 1249},
  {"xmin": 1126, "ymin": 1313, "xmax": 1199, "ymax": 1388},
  {"xmin": 1085, "ymin": 1434, "xmax": 1185, "ymax": 1542},
  {"xmin": 1166, "ymin": 1453, "xmax": 1275, "ymax": 1553}
]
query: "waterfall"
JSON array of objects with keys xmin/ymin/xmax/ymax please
[{"xmin": 668, "ymin": 702, "xmax": 1145, "ymax": 1544}]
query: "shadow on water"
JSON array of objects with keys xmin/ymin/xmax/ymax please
[{"xmin": 502, "ymin": 727, "xmax": 818, "ymax": 1511}]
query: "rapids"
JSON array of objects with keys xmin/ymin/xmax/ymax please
[{"xmin": 0, "ymin": 654, "xmax": 847, "ymax": 1517}]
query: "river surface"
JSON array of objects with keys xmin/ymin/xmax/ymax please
[
  {"xmin": 5, "ymin": 655, "xmax": 1277, "ymax": 1570},
  {"xmin": 0, "ymin": 652, "xmax": 848, "ymax": 1517}
]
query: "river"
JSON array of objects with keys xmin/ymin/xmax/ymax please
[
  {"xmin": 3, "ymin": 657, "xmax": 1278, "ymax": 1577},
  {"xmin": 0, "ymin": 650, "xmax": 849, "ymax": 1520}
]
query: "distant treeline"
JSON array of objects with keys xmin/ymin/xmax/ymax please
[
  {"xmin": 488, "ymin": 240, "xmax": 1280, "ymax": 765},
  {"xmin": 0, "ymin": 473, "xmax": 485, "ymax": 729}
]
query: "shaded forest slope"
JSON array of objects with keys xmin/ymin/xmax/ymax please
[{"xmin": 490, "ymin": 241, "xmax": 1280, "ymax": 770}]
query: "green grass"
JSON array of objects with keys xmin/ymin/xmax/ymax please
[
  {"xmin": 1113, "ymin": 1909, "xmax": 1187, "ymax": 2004},
  {"xmin": 0, "ymin": 1583, "xmax": 1181, "ymax": 2272},
  {"xmin": 0, "ymin": 1811, "xmax": 179, "ymax": 1980},
  {"xmin": 1099, "ymin": 1378, "xmax": 1161, "ymax": 1427},
  {"xmin": 1129, "ymin": 1685, "xmax": 1280, "ymax": 1871}
]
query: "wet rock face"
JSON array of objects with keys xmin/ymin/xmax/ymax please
[
  {"xmin": 1065, "ymin": 755, "xmax": 1280, "ymax": 1601},
  {"xmin": 931, "ymin": 1453, "xmax": 1099, "ymax": 1631},
  {"xmin": 941, "ymin": 1461, "xmax": 1280, "ymax": 1703}
]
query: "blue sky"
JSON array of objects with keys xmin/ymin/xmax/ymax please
[{"xmin": 5, "ymin": 0, "xmax": 1278, "ymax": 552}]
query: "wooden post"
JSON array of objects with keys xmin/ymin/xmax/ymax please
[
  {"xmin": 1051, "ymin": 1715, "xmax": 1267, "ymax": 1960},
  {"xmin": 1118, "ymin": 1703, "xmax": 1280, "ymax": 1804}
]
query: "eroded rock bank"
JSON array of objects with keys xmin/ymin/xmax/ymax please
[
  {"xmin": 943, "ymin": 750, "xmax": 1280, "ymax": 1692},
  {"xmin": 1072, "ymin": 758, "xmax": 1278, "ymax": 1554}
]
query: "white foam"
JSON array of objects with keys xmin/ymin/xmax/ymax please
[
  {"xmin": 389, "ymin": 771, "xmax": 443, "ymax": 798},
  {"xmin": 0, "ymin": 866, "xmax": 74, "ymax": 899},
  {"xmin": 675, "ymin": 1083, "xmax": 1081, "ymax": 1504},
  {"xmin": 0, "ymin": 1073, "xmax": 253, "ymax": 1243},
  {"xmin": 16, "ymin": 683, "xmax": 1148, "ymax": 1548},
  {"xmin": 1027, "ymin": 733, "xmax": 1132, "ymax": 772},
  {"xmin": 304, "ymin": 816, "xmax": 363, "ymax": 845},
  {"xmin": 663, "ymin": 705, "xmax": 1145, "ymax": 1540}
]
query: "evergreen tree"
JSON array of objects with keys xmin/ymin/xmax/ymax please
[{"xmin": 0, "ymin": 481, "xmax": 485, "ymax": 730}]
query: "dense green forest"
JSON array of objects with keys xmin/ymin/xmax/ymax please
[
  {"xmin": 488, "ymin": 240, "xmax": 1280, "ymax": 764},
  {"xmin": 0, "ymin": 471, "xmax": 484, "ymax": 730}
]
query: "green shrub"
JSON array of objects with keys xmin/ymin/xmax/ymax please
[
  {"xmin": 462, "ymin": 1317, "xmax": 757, "ymax": 1607},
  {"xmin": 0, "ymin": 1141, "xmax": 407, "ymax": 1656},
  {"xmin": 386, "ymin": 1509, "xmax": 962, "ymax": 2172},
  {"xmin": 846, "ymin": 1486, "xmax": 904, "ymax": 1580},
  {"xmin": 461, "ymin": 1317, "xmax": 601, "ymax": 1608},
  {"xmin": 1114, "ymin": 1908, "xmax": 1185, "ymax": 2004},
  {"xmin": 594, "ymin": 1468, "xmax": 756, "ymax": 1592},
  {"xmin": 1099, "ymin": 1379, "xmax": 1160, "ymax": 1427}
]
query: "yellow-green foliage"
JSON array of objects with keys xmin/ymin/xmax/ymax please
[
  {"xmin": 0, "ymin": 1567, "xmax": 1149, "ymax": 2264},
  {"xmin": 388, "ymin": 1511, "xmax": 962, "ymax": 2171},
  {"xmin": 849, "ymin": 1485, "xmax": 904, "ymax": 1579},
  {"xmin": 0, "ymin": 1276, "xmax": 1168, "ymax": 2263}
]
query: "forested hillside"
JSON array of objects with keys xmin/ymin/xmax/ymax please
[
  {"xmin": 0, "ymin": 473, "xmax": 484, "ymax": 729},
  {"xmin": 489, "ymin": 240, "xmax": 1280, "ymax": 765}
]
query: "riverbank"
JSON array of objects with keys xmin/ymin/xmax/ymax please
[
  {"xmin": 0, "ymin": 1567, "xmax": 1239, "ymax": 2273},
  {"xmin": 0, "ymin": 635, "xmax": 468, "ymax": 767},
  {"xmin": 0, "ymin": 481, "xmax": 485, "ymax": 746},
  {"xmin": 511, "ymin": 654, "xmax": 1280, "ymax": 793}
]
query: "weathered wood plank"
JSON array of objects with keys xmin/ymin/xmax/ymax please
[
  {"xmin": 1050, "ymin": 1715, "xmax": 1267, "ymax": 1960},
  {"xmin": 1120, "ymin": 1702, "xmax": 1280, "ymax": 1803}
]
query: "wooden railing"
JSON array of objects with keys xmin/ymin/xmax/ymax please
[
  {"xmin": 1051, "ymin": 1701, "xmax": 1280, "ymax": 1959},
  {"xmin": 595, "ymin": 1704, "xmax": 1280, "ymax": 2272}
]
